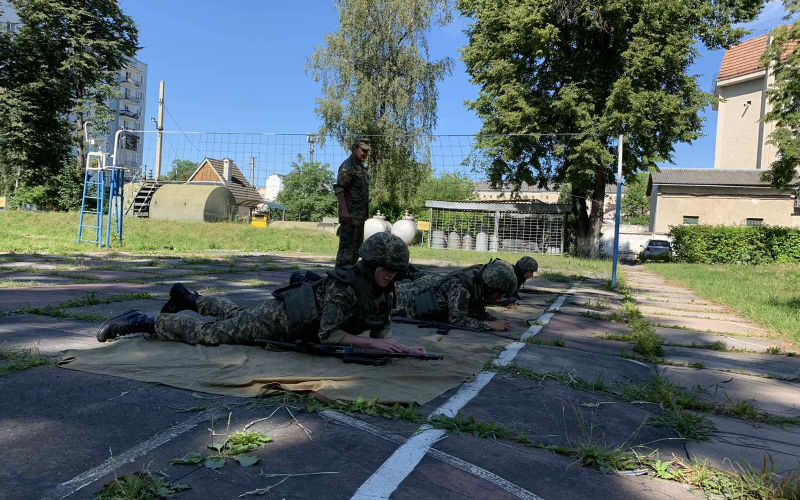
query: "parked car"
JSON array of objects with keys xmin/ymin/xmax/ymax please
[{"xmin": 640, "ymin": 239, "xmax": 672, "ymax": 261}]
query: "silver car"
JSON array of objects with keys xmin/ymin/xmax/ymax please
[{"xmin": 641, "ymin": 239, "xmax": 672, "ymax": 261}]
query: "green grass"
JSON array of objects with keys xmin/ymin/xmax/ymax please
[
  {"xmin": 0, "ymin": 211, "xmax": 614, "ymax": 279},
  {"xmin": 0, "ymin": 279, "xmax": 47, "ymax": 287},
  {"xmin": 647, "ymin": 262, "xmax": 800, "ymax": 345},
  {"xmin": 0, "ymin": 211, "xmax": 340, "ymax": 255},
  {"xmin": 95, "ymin": 471, "xmax": 190, "ymax": 500},
  {"xmin": 0, "ymin": 348, "xmax": 50, "ymax": 375}
]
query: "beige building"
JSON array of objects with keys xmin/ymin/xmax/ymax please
[
  {"xmin": 648, "ymin": 33, "xmax": 800, "ymax": 234},
  {"xmin": 713, "ymin": 34, "xmax": 780, "ymax": 170},
  {"xmin": 647, "ymin": 169, "xmax": 799, "ymax": 233}
]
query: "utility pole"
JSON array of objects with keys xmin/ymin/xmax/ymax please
[
  {"xmin": 307, "ymin": 134, "xmax": 317, "ymax": 164},
  {"xmin": 611, "ymin": 134, "xmax": 624, "ymax": 288},
  {"xmin": 154, "ymin": 80, "xmax": 165, "ymax": 180},
  {"xmin": 250, "ymin": 157, "xmax": 256, "ymax": 186}
]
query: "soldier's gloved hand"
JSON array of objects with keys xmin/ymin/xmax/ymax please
[
  {"xmin": 371, "ymin": 337, "xmax": 405, "ymax": 353},
  {"xmin": 488, "ymin": 319, "xmax": 511, "ymax": 332},
  {"xmin": 403, "ymin": 345, "xmax": 427, "ymax": 355}
]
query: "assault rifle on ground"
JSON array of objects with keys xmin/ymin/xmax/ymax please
[
  {"xmin": 391, "ymin": 316, "xmax": 517, "ymax": 340},
  {"xmin": 253, "ymin": 339, "xmax": 444, "ymax": 366}
]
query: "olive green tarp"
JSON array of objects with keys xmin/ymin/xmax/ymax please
[{"xmin": 57, "ymin": 301, "xmax": 551, "ymax": 405}]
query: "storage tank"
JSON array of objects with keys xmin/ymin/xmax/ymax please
[
  {"xmin": 447, "ymin": 231, "xmax": 461, "ymax": 249},
  {"xmin": 149, "ymin": 185, "xmax": 237, "ymax": 222},
  {"xmin": 391, "ymin": 211, "xmax": 418, "ymax": 245},
  {"xmin": 431, "ymin": 230, "xmax": 445, "ymax": 249},
  {"xmin": 462, "ymin": 234, "xmax": 474, "ymax": 251},
  {"xmin": 364, "ymin": 211, "xmax": 391, "ymax": 241},
  {"xmin": 475, "ymin": 232, "xmax": 488, "ymax": 252}
]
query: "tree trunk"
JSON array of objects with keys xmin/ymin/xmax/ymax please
[
  {"xmin": 75, "ymin": 110, "xmax": 86, "ymax": 172},
  {"xmin": 574, "ymin": 166, "xmax": 608, "ymax": 258}
]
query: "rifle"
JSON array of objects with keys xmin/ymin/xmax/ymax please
[
  {"xmin": 391, "ymin": 316, "xmax": 518, "ymax": 340},
  {"xmin": 253, "ymin": 339, "xmax": 443, "ymax": 366}
]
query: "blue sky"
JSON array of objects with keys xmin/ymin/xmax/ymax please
[{"xmin": 121, "ymin": 0, "xmax": 792, "ymax": 171}]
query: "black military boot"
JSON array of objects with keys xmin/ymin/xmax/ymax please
[
  {"xmin": 160, "ymin": 283, "xmax": 199, "ymax": 314},
  {"xmin": 97, "ymin": 310, "xmax": 155, "ymax": 342}
]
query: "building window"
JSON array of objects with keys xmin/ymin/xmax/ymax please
[
  {"xmin": 683, "ymin": 216, "xmax": 699, "ymax": 225},
  {"xmin": 746, "ymin": 218, "xmax": 764, "ymax": 226}
]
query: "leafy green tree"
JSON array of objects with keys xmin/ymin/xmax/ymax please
[
  {"xmin": 761, "ymin": 4, "xmax": 800, "ymax": 190},
  {"xmin": 0, "ymin": 0, "xmax": 138, "ymax": 190},
  {"xmin": 410, "ymin": 172, "xmax": 477, "ymax": 221},
  {"xmin": 276, "ymin": 158, "xmax": 339, "ymax": 222},
  {"xmin": 457, "ymin": 0, "xmax": 762, "ymax": 257},
  {"xmin": 307, "ymin": 0, "xmax": 454, "ymax": 209},
  {"xmin": 621, "ymin": 172, "xmax": 650, "ymax": 225},
  {"xmin": 165, "ymin": 159, "xmax": 198, "ymax": 182}
]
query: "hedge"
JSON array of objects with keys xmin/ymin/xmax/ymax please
[{"xmin": 669, "ymin": 224, "xmax": 800, "ymax": 264}]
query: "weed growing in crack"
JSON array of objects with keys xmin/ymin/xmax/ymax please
[{"xmin": 0, "ymin": 347, "xmax": 50, "ymax": 375}]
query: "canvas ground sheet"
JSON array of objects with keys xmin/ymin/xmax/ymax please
[{"xmin": 57, "ymin": 297, "xmax": 550, "ymax": 404}]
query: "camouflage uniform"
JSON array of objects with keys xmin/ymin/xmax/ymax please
[
  {"xmin": 334, "ymin": 155, "xmax": 370, "ymax": 267},
  {"xmin": 153, "ymin": 233, "xmax": 408, "ymax": 346},
  {"xmin": 154, "ymin": 292, "xmax": 322, "ymax": 346},
  {"xmin": 393, "ymin": 260, "xmax": 517, "ymax": 331}
]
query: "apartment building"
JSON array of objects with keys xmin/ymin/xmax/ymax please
[{"xmin": 103, "ymin": 58, "xmax": 148, "ymax": 171}]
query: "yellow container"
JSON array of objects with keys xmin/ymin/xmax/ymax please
[{"xmin": 251, "ymin": 213, "xmax": 269, "ymax": 228}]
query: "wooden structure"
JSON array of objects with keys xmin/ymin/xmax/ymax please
[{"xmin": 187, "ymin": 158, "xmax": 263, "ymax": 218}]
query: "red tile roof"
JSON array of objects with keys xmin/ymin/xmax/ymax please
[{"xmin": 718, "ymin": 34, "xmax": 768, "ymax": 82}]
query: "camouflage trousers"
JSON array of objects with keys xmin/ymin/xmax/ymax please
[
  {"xmin": 335, "ymin": 219, "xmax": 365, "ymax": 268},
  {"xmin": 155, "ymin": 295, "xmax": 293, "ymax": 346}
]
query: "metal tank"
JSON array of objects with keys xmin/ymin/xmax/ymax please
[
  {"xmin": 462, "ymin": 234, "xmax": 474, "ymax": 251},
  {"xmin": 431, "ymin": 230, "xmax": 446, "ymax": 249},
  {"xmin": 391, "ymin": 211, "xmax": 418, "ymax": 245},
  {"xmin": 447, "ymin": 231, "xmax": 461, "ymax": 249},
  {"xmin": 149, "ymin": 185, "xmax": 237, "ymax": 222},
  {"xmin": 364, "ymin": 211, "xmax": 391, "ymax": 241},
  {"xmin": 475, "ymin": 232, "xmax": 488, "ymax": 252}
]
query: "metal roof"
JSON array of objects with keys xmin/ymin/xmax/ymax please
[
  {"xmin": 425, "ymin": 200, "xmax": 572, "ymax": 214},
  {"xmin": 646, "ymin": 168, "xmax": 779, "ymax": 195},
  {"xmin": 259, "ymin": 200, "xmax": 288, "ymax": 211}
]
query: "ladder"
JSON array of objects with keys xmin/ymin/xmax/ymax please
[
  {"xmin": 133, "ymin": 181, "xmax": 161, "ymax": 217},
  {"xmin": 77, "ymin": 123, "xmax": 126, "ymax": 249}
]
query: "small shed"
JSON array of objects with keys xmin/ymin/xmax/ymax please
[
  {"xmin": 425, "ymin": 200, "xmax": 571, "ymax": 254},
  {"xmin": 149, "ymin": 184, "xmax": 237, "ymax": 222},
  {"xmin": 186, "ymin": 158, "xmax": 263, "ymax": 218}
]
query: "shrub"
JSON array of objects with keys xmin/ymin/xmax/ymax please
[{"xmin": 669, "ymin": 225, "xmax": 800, "ymax": 264}]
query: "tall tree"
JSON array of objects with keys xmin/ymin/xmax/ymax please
[
  {"xmin": 458, "ymin": 0, "xmax": 763, "ymax": 257},
  {"xmin": 4, "ymin": 0, "xmax": 138, "ymax": 178},
  {"xmin": 761, "ymin": 2, "xmax": 800, "ymax": 190},
  {"xmin": 276, "ymin": 158, "xmax": 339, "ymax": 222},
  {"xmin": 308, "ymin": 0, "xmax": 454, "ymax": 209},
  {"xmin": 620, "ymin": 172, "xmax": 650, "ymax": 225}
]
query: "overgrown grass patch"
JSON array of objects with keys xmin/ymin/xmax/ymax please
[
  {"xmin": 0, "ymin": 347, "xmax": 50, "ymax": 375},
  {"xmin": 95, "ymin": 471, "xmax": 190, "ymax": 500},
  {"xmin": 647, "ymin": 262, "xmax": 800, "ymax": 345}
]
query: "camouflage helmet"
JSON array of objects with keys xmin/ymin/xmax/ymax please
[
  {"xmin": 481, "ymin": 259, "xmax": 518, "ymax": 296},
  {"xmin": 359, "ymin": 232, "xmax": 409, "ymax": 272},
  {"xmin": 516, "ymin": 256, "xmax": 539, "ymax": 273}
]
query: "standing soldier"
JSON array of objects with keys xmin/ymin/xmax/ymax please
[
  {"xmin": 334, "ymin": 138, "xmax": 371, "ymax": 267},
  {"xmin": 393, "ymin": 259, "xmax": 518, "ymax": 332},
  {"xmin": 96, "ymin": 233, "xmax": 425, "ymax": 355}
]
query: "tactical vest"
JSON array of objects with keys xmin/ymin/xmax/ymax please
[
  {"xmin": 271, "ymin": 278, "xmax": 326, "ymax": 341},
  {"xmin": 415, "ymin": 264, "xmax": 487, "ymax": 318},
  {"xmin": 326, "ymin": 262, "xmax": 393, "ymax": 334}
]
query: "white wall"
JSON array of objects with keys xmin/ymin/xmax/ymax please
[{"xmin": 601, "ymin": 224, "xmax": 665, "ymax": 260}]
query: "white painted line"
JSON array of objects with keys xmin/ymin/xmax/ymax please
[
  {"xmin": 430, "ymin": 371, "xmax": 497, "ymax": 418},
  {"xmin": 40, "ymin": 410, "xmax": 220, "ymax": 500},
  {"xmin": 520, "ymin": 325, "xmax": 542, "ymax": 341},
  {"xmin": 350, "ymin": 289, "xmax": 575, "ymax": 500},
  {"xmin": 351, "ymin": 428, "xmax": 447, "ymax": 500},
  {"xmin": 322, "ymin": 411, "xmax": 544, "ymax": 500},
  {"xmin": 624, "ymin": 358, "xmax": 650, "ymax": 368}
]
